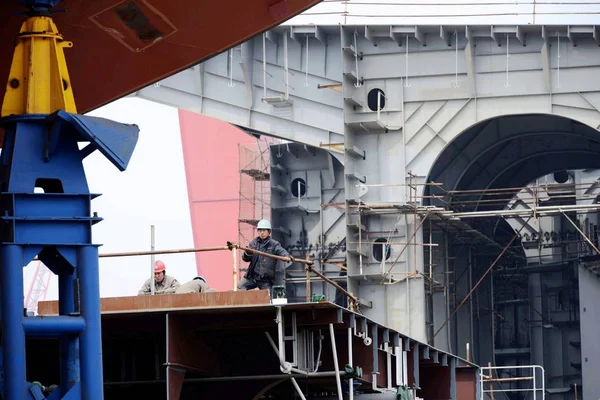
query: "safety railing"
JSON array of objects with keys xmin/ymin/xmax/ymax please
[
  {"xmin": 480, "ymin": 365, "xmax": 545, "ymax": 400},
  {"xmin": 78, "ymin": 241, "xmax": 359, "ymax": 311}
]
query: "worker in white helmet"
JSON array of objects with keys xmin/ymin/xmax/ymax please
[
  {"xmin": 238, "ymin": 219, "xmax": 294, "ymax": 293},
  {"xmin": 137, "ymin": 260, "xmax": 181, "ymax": 295},
  {"xmin": 175, "ymin": 276, "xmax": 217, "ymax": 294}
]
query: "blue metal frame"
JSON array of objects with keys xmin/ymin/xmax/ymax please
[
  {"xmin": 18, "ymin": 0, "xmax": 61, "ymax": 12},
  {"xmin": 0, "ymin": 107, "xmax": 138, "ymax": 400}
]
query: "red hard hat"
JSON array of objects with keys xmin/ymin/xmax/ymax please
[{"xmin": 154, "ymin": 260, "xmax": 166, "ymax": 273}]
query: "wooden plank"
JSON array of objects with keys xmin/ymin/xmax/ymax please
[{"xmin": 37, "ymin": 290, "xmax": 271, "ymax": 315}]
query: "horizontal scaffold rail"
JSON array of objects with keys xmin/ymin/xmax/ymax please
[
  {"xmin": 347, "ymin": 202, "xmax": 600, "ymax": 219},
  {"xmin": 38, "ymin": 241, "xmax": 361, "ymax": 313}
]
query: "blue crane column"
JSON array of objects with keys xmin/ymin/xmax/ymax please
[{"xmin": 0, "ymin": 1, "xmax": 139, "ymax": 399}]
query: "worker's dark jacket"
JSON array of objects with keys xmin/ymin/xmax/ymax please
[{"xmin": 243, "ymin": 236, "xmax": 289, "ymax": 282}]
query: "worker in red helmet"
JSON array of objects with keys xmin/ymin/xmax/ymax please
[{"xmin": 137, "ymin": 260, "xmax": 181, "ymax": 295}]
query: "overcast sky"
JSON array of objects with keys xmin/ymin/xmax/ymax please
[
  {"xmin": 285, "ymin": 0, "xmax": 600, "ymax": 25},
  {"xmin": 25, "ymin": 98, "xmax": 197, "ymax": 303},
  {"xmin": 25, "ymin": 1, "xmax": 600, "ymax": 307}
]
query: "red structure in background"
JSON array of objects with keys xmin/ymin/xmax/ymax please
[
  {"xmin": 178, "ymin": 111, "xmax": 258, "ymax": 291},
  {"xmin": 24, "ymin": 110, "xmax": 272, "ymax": 302}
]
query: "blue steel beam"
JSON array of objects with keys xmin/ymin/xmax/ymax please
[{"xmin": 0, "ymin": 1, "xmax": 139, "ymax": 399}]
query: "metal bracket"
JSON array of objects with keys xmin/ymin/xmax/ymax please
[{"xmin": 353, "ymin": 317, "xmax": 372, "ymax": 346}]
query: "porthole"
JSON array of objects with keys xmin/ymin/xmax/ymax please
[
  {"xmin": 291, "ymin": 178, "xmax": 306, "ymax": 198},
  {"xmin": 373, "ymin": 237, "xmax": 391, "ymax": 262},
  {"xmin": 553, "ymin": 171, "xmax": 569, "ymax": 184},
  {"xmin": 367, "ymin": 88, "xmax": 385, "ymax": 111}
]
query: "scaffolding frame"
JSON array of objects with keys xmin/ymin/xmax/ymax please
[
  {"xmin": 347, "ymin": 176, "xmax": 600, "ymax": 296},
  {"xmin": 346, "ymin": 174, "xmax": 599, "ymax": 397},
  {"xmin": 480, "ymin": 365, "xmax": 546, "ymax": 400},
  {"xmin": 237, "ymin": 137, "xmax": 278, "ymax": 283},
  {"xmin": 349, "ymin": 178, "xmax": 600, "ymax": 269}
]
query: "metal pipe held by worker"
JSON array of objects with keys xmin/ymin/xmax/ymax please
[
  {"xmin": 233, "ymin": 243, "xmax": 313, "ymax": 265},
  {"xmin": 231, "ymin": 242, "xmax": 358, "ymax": 308},
  {"xmin": 32, "ymin": 245, "xmax": 232, "ymax": 263},
  {"xmin": 307, "ymin": 265, "xmax": 358, "ymax": 306},
  {"xmin": 100, "ymin": 245, "xmax": 231, "ymax": 258}
]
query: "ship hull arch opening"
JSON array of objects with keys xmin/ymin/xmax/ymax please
[
  {"xmin": 421, "ymin": 112, "xmax": 600, "ymax": 398},
  {"xmin": 424, "ymin": 113, "xmax": 600, "ymax": 212}
]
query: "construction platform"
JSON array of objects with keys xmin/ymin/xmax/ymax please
[{"xmin": 35, "ymin": 291, "xmax": 479, "ymax": 400}]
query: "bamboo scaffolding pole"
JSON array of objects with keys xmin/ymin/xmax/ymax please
[
  {"xmin": 351, "ymin": 180, "xmax": 600, "ymax": 219},
  {"xmin": 347, "ymin": 201, "xmax": 448, "ymax": 209},
  {"xmin": 232, "ymin": 247, "xmax": 238, "ymax": 291},
  {"xmin": 228, "ymin": 243, "xmax": 359, "ymax": 309},
  {"xmin": 354, "ymin": 182, "xmax": 445, "ymax": 188},
  {"xmin": 305, "ymin": 251, "xmax": 311, "ymax": 302},
  {"xmin": 416, "ymin": 270, "xmax": 444, "ymax": 286},
  {"xmin": 233, "ymin": 244, "xmax": 312, "ymax": 265},
  {"xmin": 447, "ymin": 204, "xmax": 600, "ymax": 219},
  {"xmin": 286, "ymin": 276, "xmax": 347, "ymax": 283},
  {"xmin": 306, "ymin": 264, "xmax": 358, "ymax": 309},
  {"xmin": 320, "ymin": 261, "xmax": 347, "ymax": 270},
  {"xmin": 447, "ymin": 181, "xmax": 596, "ymax": 195},
  {"xmin": 305, "ymin": 266, "xmax": 311, "ymax": 301},
  {"xmin": 482, "ymin": 377, "xmax": 533, "ymax": 383},
  {"xmin": 319, "ymin": 141, "xmax": 344, "ymax": 146},
  {"xmin": 488, "ymin": 362, "xmax": 495, "ymax": 400},
  {"xmin": 383, "ymin": 212, "xmax": 431, "ymax": 280},
  {"xmin": 102, "ymin": 246, "xmax": 231, "ymax": 258},
  {"xmin": 451, "ymin": 191, "xmax": 600, "ymax": 203},
  {"xmin": 448, "ymin": 199, "xmax": 600, "ymax": 212},
  {"xmin": 383, "ymin": 271, "xmax": 419, "ymax": 285},
  {"xmin": 57, "ymin": 241, "xmax": 355, "ymax": 306}
]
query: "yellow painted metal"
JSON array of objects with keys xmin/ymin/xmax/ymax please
[{"xmin": 1, "ymin": 16, "xmax": 77, "ymax": 117}]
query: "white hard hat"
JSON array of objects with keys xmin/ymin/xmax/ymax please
[{"xmin": 257, "ymin": 219, "xmax": 272, "ymax": 230}]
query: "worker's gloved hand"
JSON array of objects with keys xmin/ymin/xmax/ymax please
[{"xmin": 244, "ymin": 251, "xmax": 252, "ymax": 258}]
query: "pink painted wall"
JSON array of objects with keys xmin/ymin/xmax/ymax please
[{"xmin": 178, "ymin": 110, "xmax": 256, "ymax": 291}]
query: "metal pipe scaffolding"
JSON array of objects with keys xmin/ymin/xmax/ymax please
[
  {"xmin": 233, "ymin": 243, "xmax": 313, "ymax": 265},
  {"xmin": 99, "ymin": 246, "xmax": 231, "ymax": 258},
  {"xmin": 36, "ymin": 239, "xmax": 361, "ymax": 309},
  {"xmin": 232, "ymin": 242, "xmax": 359, "ymax": 309},
  {"xmin": 560, "ymin": 210, "xmax": 600, "ymax": 258},
  {"xmin": 432, "ymin": 217, "xmax": 533, "ymax": 339}
]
